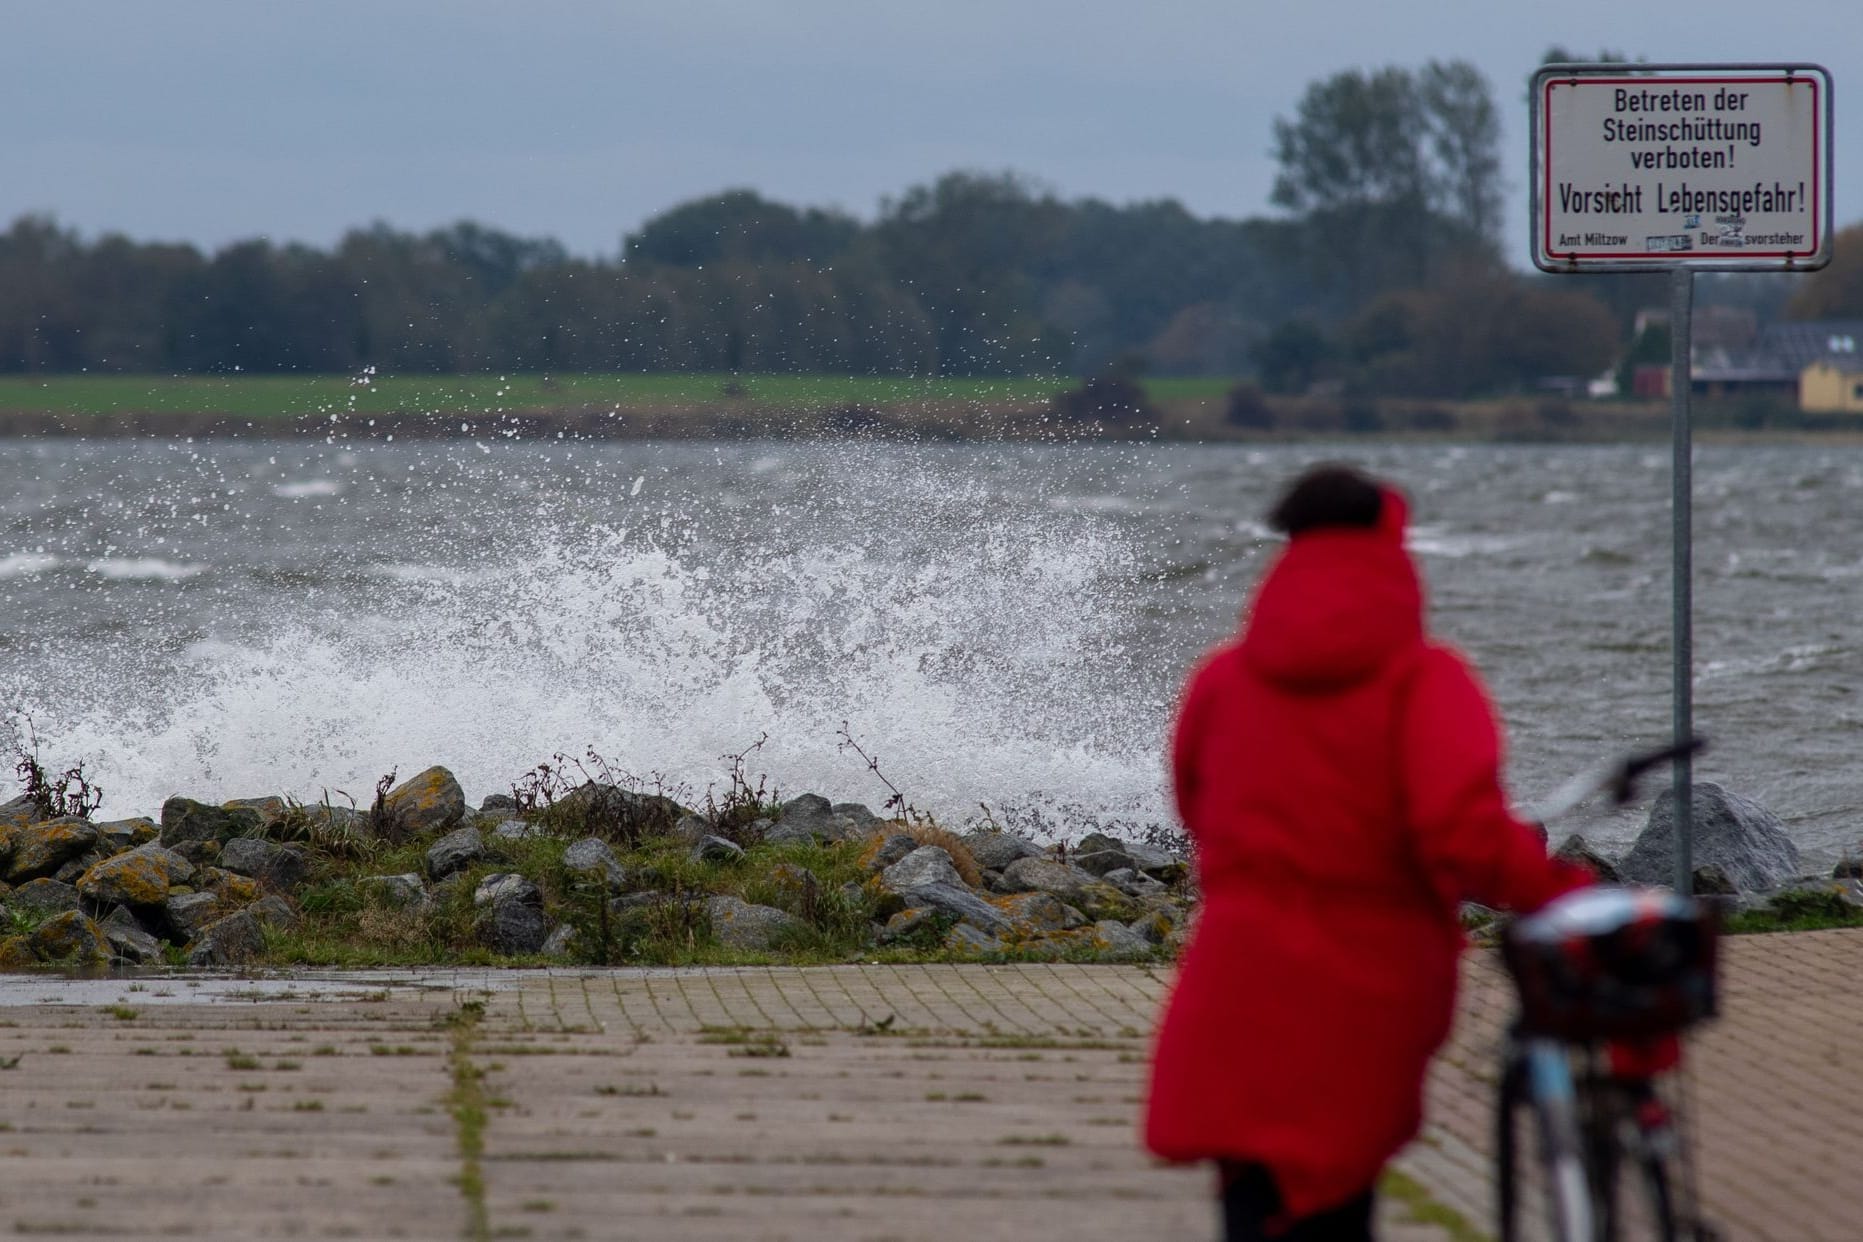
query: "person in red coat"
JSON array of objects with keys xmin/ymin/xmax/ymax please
[{"xmin": 1145, "ymin": 464, "xmax": 1590, "ymax": 1241}]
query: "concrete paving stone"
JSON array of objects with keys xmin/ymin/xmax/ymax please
[{"xmin": 0, "ymin": 932, "xmax": 1855, "ymax": 1239}]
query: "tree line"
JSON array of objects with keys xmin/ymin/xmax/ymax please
[{"xmin": 2, "ymin": 57, "xmax": 1849, "ymax": 398}]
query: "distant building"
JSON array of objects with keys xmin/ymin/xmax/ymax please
[
  {"xmin": 1800, "ymin": 353, "xmax": 1863, "ymax": 414},
  {"xmin": 1692, "ymin": 320, "xmax": 1863, "ymax": 399}
]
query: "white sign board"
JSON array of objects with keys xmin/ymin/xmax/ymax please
[{"xmin": 1533, "ymin": 65, "xmax": 1831, "ymax": 270}]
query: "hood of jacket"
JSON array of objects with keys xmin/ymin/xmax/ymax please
[{"xmin": 1239, "ymin": 487, "xmax": 1424, "ymax": 692}]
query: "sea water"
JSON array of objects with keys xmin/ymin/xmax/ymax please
[{"xmin": 3, "ymin": 437, "xmax": 1859, "ymax": 867}]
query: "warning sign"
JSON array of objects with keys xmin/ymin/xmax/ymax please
[{"xmin": 1533, "ymin": 66, "xmax": 1831, "ymax": 270}]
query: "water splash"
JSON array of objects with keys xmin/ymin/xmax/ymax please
[{"xmin": 12, "ymin": 446, "xmax": 1174, "ymax": 838}]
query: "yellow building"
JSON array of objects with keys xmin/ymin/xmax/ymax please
[{"xmin": 1799, "ymin": 355, "xmax": 1863, "ymax": 414}]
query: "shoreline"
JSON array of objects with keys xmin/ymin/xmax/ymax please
[{"xmin": 3, "ymin": 400, "xmax": 1862, "ymax": 445}]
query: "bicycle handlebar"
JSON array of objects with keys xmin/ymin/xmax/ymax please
[{"xmin": 1526, "ymin": 736, "xmax": 1708, "ymax": 827}]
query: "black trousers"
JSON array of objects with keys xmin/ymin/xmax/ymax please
[{"xmin": 1220, "ymin": 1162, "xmax": 1375, "ymax": 1242}]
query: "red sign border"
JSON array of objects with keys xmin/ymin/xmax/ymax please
[{"xmin": 1540, "ymin": 73, "xmax": 1823, "ymax": 265}]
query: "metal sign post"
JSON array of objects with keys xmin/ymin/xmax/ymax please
[{"xmin": 1530, "ymin": 62, "xmax": 1833, "ymax": 893}]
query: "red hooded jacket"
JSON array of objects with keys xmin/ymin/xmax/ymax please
[{"xmin": 1145, "ymin": 490, "xmax": 1588, "ymax": 1219}]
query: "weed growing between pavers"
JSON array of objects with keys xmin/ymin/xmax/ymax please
[{"xmin": 443, "ymin": 997, "xmax": 492, "ymax": 1242}]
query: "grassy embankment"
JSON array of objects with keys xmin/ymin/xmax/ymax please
[{"xmin": 0, "ymin": 371, "xmax": 1848, "ymax": 441}]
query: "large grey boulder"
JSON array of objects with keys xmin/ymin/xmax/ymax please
[
  {"xmin": 880, "ymin": 846, "xmax": 1013, "ymax": 934},
  {"xmin": 475, "ymin": 885, "xmax": 547, "ymax": 955},
  {"xmin": 999, "ymin": 856, "xmax": 1104, "ymax": 903},
  {"xmin": 94, "ymin": 817, "xmax": 158, "ymax": 853},
  {"xmin": 217, "ymin": 838, "xmax": 309, "ymax": 892},
  {"xmin": 163, "ymin": 891, "xmax": 222, "ymax": 941},
  {"xmin": 1089, "ymin": 919, "xmax": 1154, "ymax": 958},
  {"xmin": 382, "ymin": 767, "xmax": 467, "ymax": 837},
  {"xmin": 993, "ymin": 891, "xmax": 1085, "ymax": 933},
  {"xmin": 961, "ymin": 831, "xmax": 1046, "ymax": 873},
  {"xmin": 99, "ymin": 908, "xmax": 163, "ymax": 965},
  {"xmin": 705, "ymin": 895, "xmax": 804, "ymax": 951},
  {"xmin": 185, "ymin": 911, "xmax": 266, "ymax": 966},
  {"xmin": 768, "ymin": 794, "xmax": 875, "ymax": 844},
  {"xmin": 561, "ymin": 838, "xmax": 626, "ymax": 891},
  {"xmin": 160, "ymin": 798, "xmax": 262, "ymax": 846},
  {"xmin": 881, "ymin": 846, "xmax": 966, "ymax": 892},
  {"xmin": 1073, "ymin": 832, "xmax": 1187, "ymax": 883},
  {"xmin": 1619, "ymin": 782, "xmax": 1801, "ymax": 892},
  {"xmin": 425, "ymin": 827, "xmax": 486, "ymax": 880},
  {"xmin": 0, "ymin": 795, "xmax": 37, "ymax": 830}
]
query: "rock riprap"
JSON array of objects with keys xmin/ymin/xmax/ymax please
[{"xmin": 0, "ymin": 768, "xmax": 1196, "ymax": 970}]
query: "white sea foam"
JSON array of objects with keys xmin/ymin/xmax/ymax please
[
  {"xmin": 272, "ymin": 479, "xmax": 347, "ymax": 499},
  {"xmin": 21, "ymin": 463, "xmax": 1171, "ymax": 838},
  {"xmin": 1406, "ymin": 526, "xmax": 1524, "ymax": 559},
  {"xmin": 0, "ymin": 553, "xmax": 60, "ymax": 578},
  {"xmin": 84, "ymin": 558, "xmax": 207, "ymax": 581}
]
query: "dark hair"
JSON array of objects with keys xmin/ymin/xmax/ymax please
[{"xmin": 1267, "ymin": 464, "xmax": 1384, "ymax": 536}]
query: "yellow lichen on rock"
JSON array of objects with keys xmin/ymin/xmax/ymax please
[
  {"xmin": 0, "ymin": 935, "xmax": 36, "ymax": 968},
  {"xmin": 383, "ymin": 766, "xmax": 466, "ymax": 836},
  {"xmin": 78, "ymin": 848, "xmax": 184, "ymax": 908},
  {"xmin": 29, "ymin": 911, "xmax": 111, "ymax": 965}
]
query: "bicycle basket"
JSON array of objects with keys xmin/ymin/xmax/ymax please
[{"xmin": 1502, "ymin": 886, "xmax": 1719, "ymax": 1040}]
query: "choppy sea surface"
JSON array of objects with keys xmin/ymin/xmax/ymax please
[{"xmin": 3, "ymin": 437, "xmax": 1859, "ymax": 868}]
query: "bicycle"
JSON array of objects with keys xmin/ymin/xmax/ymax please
[{"xmin": 1496, "ymin": 739, "xmax": 1721, "ymax": 1242}]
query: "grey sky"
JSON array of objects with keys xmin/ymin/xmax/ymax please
[{"xmin": 5, "ymin": 1, "xmax": 1855, "ymax": 263}]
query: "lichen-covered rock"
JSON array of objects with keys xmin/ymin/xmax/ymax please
[
  {"xmin": 561, "ymin": 838, "xmax": 626, "ymax": 891},
  {"xmin": 200, "ymin": 868, "xmax": 262, "ymax": 906},
  {"xmin": 990, "ymin": 891, "xmax": 1086, "ymax": 935},
  {"xmin": 425, "ymin": 827, "xmax": 485, "ymax": 880},
  {"xmin": 0, "ymin": 934, "xmax": 38, "ymax": 968},
  {"xmin": 185, "ymin": 911, "xmax": 266, "ymax": 966},
  {"xmin": 216, "ymin": 838, "xmax": 309, "ymax": 892},
  {"xmin": 94, "ymin": 817, "xmax": 158, "ymax": 853},
  {"xmin": 383, "ymin": 766, "xmax": 467, "ymax": 837},
  {"xmin": 223, "ymin": 796, "xmax": 287, "ymax": 827},
  {"xmin": 944, "ymin": 923, "xmax": 1007, "ymax": 955},
  {"xmin": 359, "ymin": 873, "xmax": 427, "ymax": 909},
  {"xmin": 163, "ymin": 890, "xmax": 222, "ymax": 941},
  {"xmin": 6, "ymin": 816, "xmax": 101, "ymax": 882},
  {"xmin": 704, "ymin": 895, "xmax": 804, "ymax": 951},
  {"xmin": 998, "ymin": 857, "xmax": 1104, "ymax": 904},
  {"xmin": 879, "ymin": 906, "xmax": 937, "ymax": 944},
  {"xmin": 8, "ymin": 878, "xmax": 79, "ymax": 917},
  {"xmin": 1087, "ymin": 919, "xmax": 1154, "ymax": 958},
  {"xmin": 52, "ymin": 852, "xmax": 105, "ymax": 885},
  {"xmin": 541, "ymin": 924, "xmax": 577, "ymax": 958},
  {"xmin": 862, "ymin": 833, "xmax": 921, "ymax": 875},
  {"xmin": 160, "ymin": 797, "xmax": 263, "ymax": 846},
  {"xmin": 554, "ymin": 782, "xmax": 683, "ymax": 838},
  {"xmin": 29, "ymin": 911, "xmax": 111, "ymax": 965},
  {"xmin": 78, "ymin": 843, "xmax": 194, "ymax": 908}
]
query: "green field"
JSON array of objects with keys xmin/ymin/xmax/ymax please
[{"xmin": 0, "ymin": 373, "xmax": 1208, "ymax": 419}]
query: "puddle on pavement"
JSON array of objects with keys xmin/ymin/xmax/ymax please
[{"xmin": 0, "ymin": 968, "xmax": 534, "ymax": 1006}]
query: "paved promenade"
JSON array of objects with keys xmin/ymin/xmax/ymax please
[{"xmin": 0, "ymin": 929, "xmax": 1855, "ymax": 1240}]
